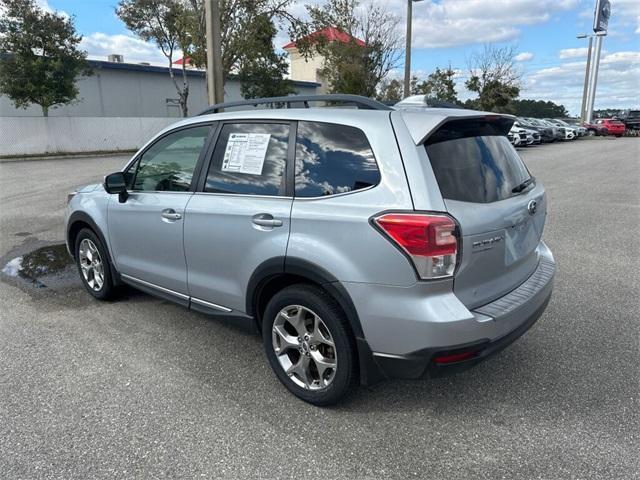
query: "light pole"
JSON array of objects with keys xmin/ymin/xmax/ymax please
[
  {"xmin": 586, "ymin": 33, "xmax": 604, "ymax": 123},
  {"xmin": 577, "ymin": 34, "xmax": 594, "ymax": 124},
  {"xmin": 403, "ymin": 0, "xmax": 424, "ymax": 98},
  {"xmin": 577, "ymin": 31, "xmax": 606, "ymax": 123}
]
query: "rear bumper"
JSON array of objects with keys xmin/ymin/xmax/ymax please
[{"xmin": 350, "ymin": 242, "xmax": 555, "ymax": 383}]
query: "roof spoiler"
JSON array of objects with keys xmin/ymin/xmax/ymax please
[{"xmin": 397, "ymin": 111, "xmax": 516, "ymax": 145}]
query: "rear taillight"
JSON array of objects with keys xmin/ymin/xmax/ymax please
[{"xmin": 373, "ymin": 212, "xmax": 458, "ymax": 279}]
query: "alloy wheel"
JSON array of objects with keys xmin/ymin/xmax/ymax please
[
  {"xmin": 272, "ymin": 305, "xmax": 337, "ymax": 390},
  {"xmin": 78, "ymin": 238, "xmax": 104, "ymax": 291}
]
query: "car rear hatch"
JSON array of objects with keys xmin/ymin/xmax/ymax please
[{"xmin": 395, "ymin": 111, "xmax": 547, "ymax": 309}]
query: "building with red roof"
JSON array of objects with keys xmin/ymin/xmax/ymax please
[
  {"xmin": 282, "ymin": 27, "xmax": 365, "ymax": 49},
  {"xmin": 283, "ymin": 27, "xmax": 365, "ymax": 92}
]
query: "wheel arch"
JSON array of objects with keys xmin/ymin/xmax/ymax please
[
  {"xmin": 66, "ymin": 211, "xmax": 121, "ymax": 285},
  {"xmin": 246, "ymin": 257, "xmax": 383, "ymax": 385}
]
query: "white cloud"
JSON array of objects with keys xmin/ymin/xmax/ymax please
[
  {"xmin": 387, "ymin": 0, "xmax": 579, "ymax": 48},
  {"xmin": 281, "ymin": 0, "xmax": 578, "ymax": 49},
  {"xmin": 612, "ymin": 0, "xmax": 640, "ymax": 17},
  {"xmin": 523, "ymin": 50, "xmax": 640, "ymax": 114},
  {"xmin": 559, "ymin": 47, "xmax": 589, "ymax": 59},
  {"xmin": 81, "ymin": 33, "xmax": 171, "ymax": 66},
  {"xmin": 515, "ymin": 52, "xmax": 534, "ymax": 62},
  {"xmin": 35, "ymin": 0, "xmax": 68, "ymax": 18}
]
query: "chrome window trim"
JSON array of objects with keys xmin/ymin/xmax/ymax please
[
  {"xmin": 192, "ymin": 192, "xmax": 291, "ymax": 200},
  {"xmin": 292, "ymin": 183, "xmax": 378, "ymax": 201},
  {"xmin": 127, "ymin": 190, "xmax": 194, "ymax": 195},
  {"xmin": 191, "ymin": 183, "xmax": 378, "ymax": 201}
]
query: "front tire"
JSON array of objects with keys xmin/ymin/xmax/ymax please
[
  {"xmin": 262, "ymin": 284, "xmax": 358, "ymax": 406},
  {"xmin": 75, "ymin": 228, "xmax": 116, "ymax": 300}
]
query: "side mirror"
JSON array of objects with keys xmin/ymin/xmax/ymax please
[{"xmin": 104, "ymin": 172, "xmax": 128, "ymax": 203}]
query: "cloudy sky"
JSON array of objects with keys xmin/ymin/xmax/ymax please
[{"xmin": 40, "ymin": 0, "xmax": 639, "ymax": 115}]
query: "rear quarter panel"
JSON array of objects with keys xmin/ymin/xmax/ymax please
[{"xmin": 288, "ymin": 114, "xmax": 417, "ymax": 286}]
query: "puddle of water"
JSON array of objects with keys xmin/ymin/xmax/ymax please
[
  {"xmin": 2, "ymin": 244, "xmax": 73, "ymax": 286},
  {"xmin": 2, "ymin": 257, "xmax": 23, "ymax": 276}
]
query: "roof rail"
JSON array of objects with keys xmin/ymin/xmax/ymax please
[{"xmin": 197, "ymin": 94, "xmax": 393, "ymax": 115}]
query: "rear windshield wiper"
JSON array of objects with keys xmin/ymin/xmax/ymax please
[{"xmin": 512, "ymin": 177, "xmax": 534, "ymax": 194}]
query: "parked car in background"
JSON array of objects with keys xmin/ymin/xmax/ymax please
[
  {"xmin": 515, "ymin": 118, "xmax": 554, "ymax": 143},
  {"xmin": 583, "ymin": 121, "xmax": 609, "ymax": 136},
  {"xmin": 544, "ymin": 119, "xmax": 577, "ymax": 140},
  {"xmin": 523, "ymin": 129, "xmax": 541, "ymax": 145},
  {"xmin": 509, "ymin": 125, "xmax": 528, "ymax": 146},
  {"xmin": 64, "ymin": 94, "xmax": 555, "ymax": 405},
  {"xmin": 594, "ymin": 118, "xmax": 626, "ymax": 137},
  {"xmin": 526, "ymin": 118, "xmax": 563, "ymax": 141},
  {"xmin": 546, "ymin": 120, "xmax": 574, "ymax": 141},
  {"xmin": 556, "ymin": 119, "xmax": 587, "ymax": 137},
  {"xmin": 615, "ymin": 109, "xmax": 640, "ymax": 131}
]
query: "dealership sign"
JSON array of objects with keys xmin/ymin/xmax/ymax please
[{"xmin": 593, "ymin": 0, "xmax": 611, "ymax": 34}]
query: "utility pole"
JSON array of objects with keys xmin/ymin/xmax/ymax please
[
  {"xmin": 403, "ymin": 0, "xmax": 413, "ymax": 98},
  {"xmin": 205, "ymin": 0, "xmax": 224, "ymax": 106}
]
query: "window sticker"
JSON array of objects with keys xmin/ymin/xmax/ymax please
[{"xmin": 221, "ymin": 133, "xmax": 271, "ymax": 175}]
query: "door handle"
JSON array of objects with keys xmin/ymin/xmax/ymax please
[
  {"xmin": 252, "ymin": 213, "xmax": 283, "ymax": 228},
  {"xmin": 161, "ymin": 208, "xmax": 182, "ymax": 221}
]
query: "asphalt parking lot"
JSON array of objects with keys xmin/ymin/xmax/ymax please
[{"xmin": 1, "ymin": 138, "xmax": 638, "ymax": 479}]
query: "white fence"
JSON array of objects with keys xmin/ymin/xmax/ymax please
[{"xmin": 0, "ymin": 117, "xmax": 179, "ymax": 157}]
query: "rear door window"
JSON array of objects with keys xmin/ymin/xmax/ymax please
[
  {"xmin": 205, "ymin": 123, "xmax": 289, "ymax": 196},
  {"xmin": 425, "ymin": 118, "xmax": 531, "ymax": 203},
  {"xmin": 295, "ymin": 121, "xmax": 380, "ymax": 197}
]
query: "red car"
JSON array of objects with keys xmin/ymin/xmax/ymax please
[{"xmin": 593, "ymin": 118, "xmax": 626, "ymax": 137}]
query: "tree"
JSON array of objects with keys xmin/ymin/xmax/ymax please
[
  {"xmin": 117, "ymin": 0, "xmax": 194, "ymax": 116},
  {"xmin": 414, "ymin": 66, "xmax": 459, "ymax": 104},
  {"xmin": 236, "ymin": 14, "xmax": 294, "ymax": 98},
  {"xmin": 118, "ymin": 0, "xmax": 299, "ymax": 110},
  {"xmin": 294, "ymin": 0, "xmax": 402, "ymax": 97},
  {"xmin": 508, "ymin": 99, "xmax": 569, "ymax": 118},
  {"xmin": 465, "ymin": 45, "xmax": 521, "ymax": 112},
  {"xmin": 377, "ymin": 78, "xmax": 403, "ymax": 102},
  {"xmin": 0, "ymin": 0, "xmax": 89, "ymax": 116}
]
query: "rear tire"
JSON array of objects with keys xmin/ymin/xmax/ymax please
[
  {"xmin": 74, "ymin": 228, "xmax": 116, "ymax": 300},
  {"xmin": 262, "ymin": 284, "xmax": 358, "ymax": 406}
]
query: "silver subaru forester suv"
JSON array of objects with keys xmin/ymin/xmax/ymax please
[{"xmin": 65, "ymin": 95, "xmax": 555, "ymax": 405}]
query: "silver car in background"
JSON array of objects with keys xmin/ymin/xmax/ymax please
[{"xmin": 65, "ymin": 95, "xmax": 555, "ymax": 405}]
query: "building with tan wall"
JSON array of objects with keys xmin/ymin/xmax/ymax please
[{"xmin": 283, "ymin": 27, "xmax": 365, "ymax": 93}]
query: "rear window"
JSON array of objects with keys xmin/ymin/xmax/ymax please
[{"xmin": 425, "ymin": 119, "xmax": 531, "ymax": 203}]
